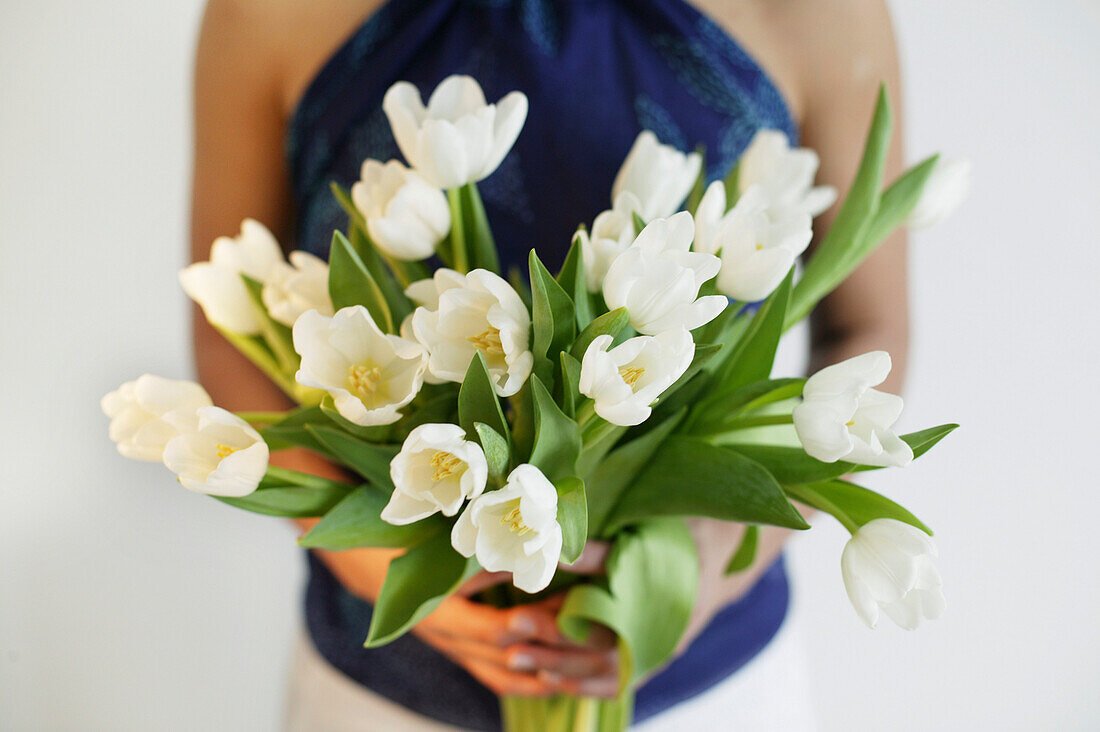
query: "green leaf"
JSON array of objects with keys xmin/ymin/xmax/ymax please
[
  {"xmin": 722, "ymin": 443, "xmax": 851, "ymax": 485},
  {"xmin": 328, "ymin": 231, "xmax": 394, "ymax": 332},
  {"xmin": 366, "ymin": 531, "xmax": 479, "ymax": 647},
  {"xmin": 724, "ymin": 525, "xmax": 759, "ymax": 574},
  {"xmin": 559, "ymin": 518, "xmax": 698, "ymax": 680},
  {"xmin": 722, "ymin": 163, "xmax": 740, "ymax": 205},
  {"xmin": 605, "ymin": 437, "xmax": 809, "ymax": 533},
  {"xmin": 788, "ymin": 86, "xmax": 892, "ymax": 328},
  {"xmin": 632, "ymin": 211, "xmax": 647, "ymax": 235},
  {"xmin": 585, "ymin": 410, "xmax": 685, "ymax": 535},
  {"xmin": 392, "ymin": 389, "xmax": 458, "ymax": 441},
  {"xmin": 860, "ymin": 154, "xmax": 939, "ymax": 257},
  {"xmin": 240, "ymin": 275, "xmax": 298, "ymax": 372},
  {"xmin": 558, "ymin": 352, "xmax": 582, "ymax": 419},
  {"xmin": 688, "ymin": 378, "xmax": 804, "ymax": 434},
  {"xmin": 473, "ymin": 422, "xmax": 510, "ymax": 480},
  {"xmin": 329, "ymin": 181, "xmax": 367, "ymax": 232},
  {"xmin": 349, "ymin": 224, "xmax": 414, "ymax": 326},
  {"xmin": 556, "ymin": 232, "xmax": 594, "ymax": 329},
  {"xmin": 447, "ymin": 183, "xmax": 499, "ymax": 273},
  {"xmin": 260, "ymin": 406, "xmax": 333, "ymax": 455},
  {"xmin": 215, "ymin": 475, "xmax": 353, "ymax": 518},
  {"xmin": 571, "ymin": 307, "xmax": 629, "ymax": 360},
  {"xmin": 786, "ymin": 479, "xmax": 932, "ymax": 535},
  {"xmin": 708, "ymin": 269, "xmax": 792, "ymax": 396},
  {"xmin": 298, "ymin": 486, "xmax": 446, "ymax": 550},
  {"xmin": 529, "ymin": 249, "xmax": 576, "ymax": 383},
  {"xmin": 851, "ymin": 423, "xmax": 959, "ymax": 471},
  {"xmin": 458, "ymin": 352, "xmax": 510, "ymax": 445},
  {"xmin": 555, "ymin": 477, "xmax": 588, "ymax": 564},
  {"xmin": 528, "ymin": 375, "xmax": 581, "ymax": 481},
  {"xmin": 305, "ymin": 425, "xmax": 398, "ymax": 489}
]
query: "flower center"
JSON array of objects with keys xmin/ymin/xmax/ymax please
[
  {"xmin": 430, "ymin": 451, "xmax": 465, "ymax": 481},
  {"xmin": 500, "ymin": 504, "xmax": 533, "ymax": 536},
  {"xmin": 619, "ymin": 365, "xmax": 645, "ymax": 388},
  {"xmin": 215, "ymin": 443, "xmax": 238, "ymax": 460},
  {"xmin": 845, "ymin": 420, "xmax": 856, "ymax": 427},
  {"xmin": 347, "ymin": 363, "xmax": 383, "ymax": 398},
  {"xmin": 467, "ymin": 327, "xmax": 505, "ymax": 356},
  {"xmin": 755, "ymin": 243, "xmax": 764, "ymax": 251}
]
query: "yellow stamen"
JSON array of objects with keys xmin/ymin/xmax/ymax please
[
  {"xmin": 845, "ymin": 420, "xmax": 856, "ymax": 427},
  {"xmin": 430, "ymin": 451, "xmax": 465, "ymax": 481},
  {"xmin": 500, "ymin": 505, "xmax": 532, "ymax": 536},
  {"xmin": 347, "ymin": 363, "xmax": 383, "ymax": 398},
  {"xmin": 619, "ymin": 365, "xmax": 645, "ymax": 387},
  {"xmin": 467, "ymin": 327, "xmax": 505, "ymax": 356},
  {"xmin": 215, "ymin": 443, "xmax": 237, "ymax": 459},
  {"xmin": 755, "ymin": 243, "xmax": 764, "ymax": 251}
]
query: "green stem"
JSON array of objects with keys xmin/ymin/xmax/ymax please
[
  {"xmin": 447, "ymin": 187, "xmax": 469, "ymax": 273},
  {"xmin": 234, "ymin": 410, "xmax": 288, "ymax": 425},
  {"xmin": 718, "ymin": 414, "xmax": 794, "ymax": 430},
  {"xmin": 786, "ymin": 483, "xmax": 859, "ymax": 533}
]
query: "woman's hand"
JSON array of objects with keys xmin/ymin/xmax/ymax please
[{"xmin": 412, "ymin": 542, "xmax": 619, "ymax": 698}]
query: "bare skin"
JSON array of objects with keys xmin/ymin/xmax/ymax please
[{"xmin": 192, "ymin": 0, "xmax": 908, "ymax": 700}]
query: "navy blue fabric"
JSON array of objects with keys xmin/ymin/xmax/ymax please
[{"xmin": 287, "ymin": 0, "xmax": 797, "ymax": 727}]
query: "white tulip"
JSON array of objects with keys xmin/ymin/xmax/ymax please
[
  {"xmin": 293, "ymin": 307, "xmax": 428, "ymax": 426},
  {"xmin": 101, "ymin": 375, "xmax": 212, "ymax": 462},
  {"xmin": 410, "ymin": 268, "xmax": 533, "ymax": 397},
  {"xmin": 602, "ymin": 212, "xmax": 727, "ymax": 335},
  {"xmin": 612, "ymin": 130, "xmax": 702, "ymax": 221},
  {"xmin": 793, "ymin": 351, "xmax": 913, "ymax": 467},
  {"xmin": 179, "ymin": 218, "xmax": 284, "ymax": 335},
  {"xmin": 579, "ymin": 329, "xmax": 694, "ymax": 426},
  {"xmin": 261, "ymin": 251, "xmax": 334, "ymax": 327},
  {"xmin": 577, "ymin": 191, "xmax": 641, "ymax": 293},
  {"xmin": 351, "ymin": 159, "xmax": 451, "ymax": 261},
  {"xmin": 383, "ymin": 75, "xmax": 528, "ymax": 189},
  {"xmin": 841, "ymin": 518, "xmax": 945, "ymax": 630},
  {"xmin": 382, "ymin": 424, "xmax": 488, "ymax": 525},
  {"xmin": 906, "ymin": 157, "xmax": 972, "ymax": 229},
  {"xmin": 737, "ymin": 129, "xmax": 837, "ymax": 221},
  {"xmin": 695, "ymin": 182, "xmax": 812, "ymax": 301},
  {"xmin": 452, "ymin": 463, "xmax": 563, "ymax": 593},
  {"xmin": 162, "ymin": 406, "xmax": 269, "ymax": 497}
]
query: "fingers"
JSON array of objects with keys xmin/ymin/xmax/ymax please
[
  {"xmin": 457, "ymin": 569, "xmax": 513, "ymax": 596},
  {"xmin": 505, "ymin": 643, "xmax": 617, "ymax": 680},
  {"xmin": 537, "ymin": 669, "xmax": 621, "ymax": 699},
  {"xmin": 418, "ymin": 594, "xmax": 573, "ymax": 648},
  {"xmin": 560, "ymin": 540, "xmax": 610, "ymax": 575}
]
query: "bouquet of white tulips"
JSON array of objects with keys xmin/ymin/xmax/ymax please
[{"xmin": 104, "ymin": 75, "xmax": 969, "ymax": 730}]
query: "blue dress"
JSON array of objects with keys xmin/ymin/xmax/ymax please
[{"xmin": 288, "ymin": 1, "xmax": 798, "ymax": 728}]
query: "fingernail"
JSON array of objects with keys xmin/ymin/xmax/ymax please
[
  {"xmin": 538, "ymin": 670, "xmax": 563, "ymax": 685},
  {"xmin": 507, "ymin": 653, "xmax": 535, "ymax": 671},
  {"xmin": 508, "ymin": 614, "xmax": 537, "ymax": 636}
]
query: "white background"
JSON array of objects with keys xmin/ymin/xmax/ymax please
[{"xmin": 1, "ymin": 1, "xmax": 1097, "ymax": 729}]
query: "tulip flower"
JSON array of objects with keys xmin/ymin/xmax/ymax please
[
  {"xmin": 579, "ymin": 329, "xmax": 694, "ymax": 426},
  {"xmin": 906, "ymin": 157, "xmax": 972, "ymax": 229},
  {"xmin": 602, "ymin": 212, "xmax": 727, "ymax": 335},
  {"xmin": 179, "ymin": 218, "xmax": 284, "ymax": 335},
  {"xmin": 351, "ymin": 159, "xmax": 451, "ymax": 261},
  {"xmin": 841, "ymin": 518, "xmax": 945, "ymax": 630},
  {"xmin": 612, "ymin": 131, "xmax": 702, "ymax": 221},
  {"xmin": 162, "ymin": 406, "xmax": 269, "ymax": 497},
  {"xmin": 452, "ymin": 464, "xmax": 563, "ymax": 593},
  {"xmin": 793, "ymin": 351, "xmax": 913, "ymax": 467},
  {"xmin": 410, "ymin": 268, "xmax": 533, "ymax": 397},
  {"xmin": 293, "ymin": 307, "xmax": 428, "ymax": 426},
  {"xmin": 383, "ymin": 75, "xmax": 529, "ymax": 189},
  {"xmin": 694, "ymin": 182, "xmax": 812, "ymax": 301},
  {"xmin": 101, "ymin": 375, "xmax": 212, "ymax": 462},
  {"xmin": 382, "ymin": 424, "xmax": 488, "ymax": 525},
  {"xmin": 576, "ymin": 191, "xmax": 641, "ymax": 293},
  {"xmin": 737, "ymin": 129, "xmax": 837, "ymax": 221},
  {"xmin": 261, "ymin": 251, "xmax": 334, "ymax": 327}
]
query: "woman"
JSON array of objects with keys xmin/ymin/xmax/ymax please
[{"xmin": 190, "ymin": 0, "xmax": 909, "ymax": 728}]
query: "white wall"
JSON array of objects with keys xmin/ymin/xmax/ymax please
[{"xmin": 1, "ymin": 1, "xmax": 1096, "ymax": 730}]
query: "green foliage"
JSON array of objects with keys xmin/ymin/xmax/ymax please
[
  {"xmin": 458, "ymin": 353, "xmax": 510, "ymax": 445},
  {"xmin": 707, "ymin": 268, "xmax": 792, "ymax": 398},
  {"xmin": 571, "ymin": 307, "xmax": 630, "ymax": 361},
  {"xmin": 298, "ymin": 486, "xmax": 446, "ymax": 550},
  {"xmin": 688, "ymin": 378, "xmax": 804, "ymax": 435},
  {"xmin": 239, "ymin": 275, "xmax": 298, "ymax": 372},
  {"xmin": 854, "ymin": 423, "xmax": 959, "ymax": 469},
  {"xmin": 684, "ymin": 144, "xmax": 707, "ymax": 214},
  {"xmin": 328, "ymin": 231, "xmax": 394, "ymax": 332},
  {"xmin": 555, "ymin": 477, "xmax": 588, "ymax": 564},
  {"xmin": 305, "ymin": 424, "xmax": 398, "ymax": 489},
  {"xmin": 559, "ymin": 518, "xmax": 698, "ymax": 681},
  {"xmin": 557, "ymin": 352, "xmax": 582, "ymax": 418},
  {"xmin": 785, "ymin": 479, "xmax": 932, "ymax": 535},
  {"xmin": 349, "ymin": 224, "xmax": 414, "ymax": 325},
  {"xmin": 860, "ymin": 154, "xmax": 939, "ymax": 256},
  {"xmin": 724, "ymin": 525, "xmax": 759, "ymax": 575},
  {"xmin": 529, "ymin": 249, "xmax": 576, "ymax": 384},
  {"xmin": 528, "ymin": 375, "xmax": 581, "ymax": 481},
  {"xmin": 260, "ymin": 406, "xmax": 335, "ymax": 456},
  {"xmin": 556, "ymin": 233, "xmax": 593, "ymax": 329},
  {"xmin": 605, "ymin": 436, "xmax": 809, "ymax": 533},
  {"xmin": 473, "ymin": 422, "xmax": 510, "ymax": 481},
  {"xmin": 215, "ymin": 472, "xmax": 353, "ymax": 518},
  {"xmin": 366, "ymin": 531, "xmax": 479, "ymax": 647},
  {"xmin": 448, "ymin": 183, "xmax": 499, "ymax": 273},
  {"xmin": 585, "ymin": 410, "xmax": 685, "ymax": 535},
  {"xmin": 319, "ymin": 394, "xmax": 392, "ymax": 443}
]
